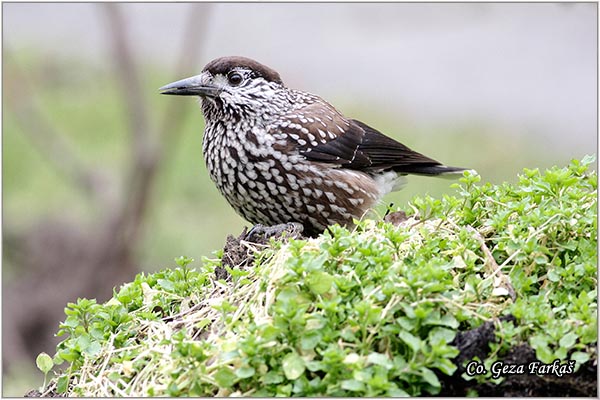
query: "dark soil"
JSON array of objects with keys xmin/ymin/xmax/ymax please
[
  {"xmin": 439, "ymin": 316, "xmax": 597, "ymax": 396},
  {"xmin": 215, "ymin": 223, "xmax": 306, "ymax": 280}
]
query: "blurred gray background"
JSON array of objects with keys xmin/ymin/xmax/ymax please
[
  {"xmin": 5, "ymin": 3, "xmax": 596, "ymax": 149},
  {"xmin": 2, "ymin": 2, "xmax": 597, "ymax": 395}
]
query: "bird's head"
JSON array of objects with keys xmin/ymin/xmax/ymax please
[{"xmin": 160, "ymin": 56, "xmax": 287, "ymax": 119}]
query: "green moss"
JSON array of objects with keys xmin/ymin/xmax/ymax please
[{"xmin": 37, "ymin": 157, "xmax": 597, "ymax": 396}]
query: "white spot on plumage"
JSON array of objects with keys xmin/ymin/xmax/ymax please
[
  {"xmin": 268, "ymin": 209, "xmax": 279, "ymax": 220},
  {"xmin": 349, "ymin": 198, "xmax": 364, "ymax": 206},
  {"xmin": 267, "ymin": 181, "xmax": 277, "ymax": 194},
  {"xmin": 334, "ymin": 180, "xmax": 355, "ymax": 194},
  {"xmin": 331, "ymin": 204, "xmax": 349, "ymax": 217},
  {"xmin": 246, "ymin": 169, "xmax": 258, "ymax": 180},
  {"xmin": 237, "ymin": 184, "xmax": 247, "ymax": 195}
]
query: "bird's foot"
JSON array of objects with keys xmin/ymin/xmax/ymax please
[{"xmin": 246, "ymin": 222, "xmax": 304, "ymax": 242}]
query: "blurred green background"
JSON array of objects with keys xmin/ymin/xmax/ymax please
[{"xmin": 2, "ymin": 3, "xmax": 596, "ymax": 396}]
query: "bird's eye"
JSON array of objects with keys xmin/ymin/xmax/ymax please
[{"xmin": 227, "ymin": 71, "xmax": 244, "ymax": 86}]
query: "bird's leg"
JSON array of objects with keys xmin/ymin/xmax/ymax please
[{"xmin": 246, "ymin": 222, "xmax": 304, "ymax": 242}]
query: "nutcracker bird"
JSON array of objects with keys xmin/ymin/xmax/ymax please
[{"xmin": 160, "ymin": 56, "xmax": 470, "ymax": 237}]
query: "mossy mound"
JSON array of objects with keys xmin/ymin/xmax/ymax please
[{"xmin": 33, "ymin": 157, "xmax": 597, "ymax": 397}]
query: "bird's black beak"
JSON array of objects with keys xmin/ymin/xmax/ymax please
[{"xmin": 159, "ymin": 74, "xmax": 220, "ymax": 97}]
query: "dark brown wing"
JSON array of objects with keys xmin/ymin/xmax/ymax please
[
  {"xmin": 269, "ymin": 98, "xmax": 467, "ymax": 176},
  {"xmin": 345, "ymin": 119, "xmax": 468, "ymax": 175}
]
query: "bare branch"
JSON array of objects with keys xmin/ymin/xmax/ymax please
[
  {"xmin": 99, "ymin": 3, "xmax": 213, "ymax": 247},
  {"xmin": 101, "ymin": 3, "xmax": 151, "ymax": 160}
]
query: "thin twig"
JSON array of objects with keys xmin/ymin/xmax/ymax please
[
  {"xmin": 467, "ymin": 226, "xmax": 517, "ymax": 301},
  {"xmin": 102, "ymin": 3, "xmax": 151, "ymax": 160}
]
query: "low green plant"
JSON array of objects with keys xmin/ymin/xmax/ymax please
[{"xmin": 35, "ymin": 157, "xmax": 597, "ymax": 396}]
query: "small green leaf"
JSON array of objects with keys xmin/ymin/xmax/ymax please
[
  {"xmin": 439, "ymin": 313, "xmax": 459, "ymax": 329},
  {"xmin": 306, "ymin": 271, "xmax": 333, "ymax": 295},
  {"xmin": 156, "ymin": 279, "xmax": 175, "ymax": 291},
  {"xmin": 421, "ymin": 367, "xmax": 440, "ymax": 387},
  {"xmin": 175, "ymin": 256, "xmax": 194, "ymax": 268},
  {"xmin": 36, "ymin": 353, "xmax": 53, "ymax": 374},
  {"xmin": 558, "ymin": 332, "xmax": 577, "ymax": 349},
  {"xmin": 235, "ymin": 366, "xmax": 255, "ymax": 379},
  {"xmin": 214, "ymin": 367, "xmax": 236, "ymax": 387},
  {"xmin": 396, "ymin": 316, "xmax": 416, "ymax": 330},
  {"xmin": 300, "ymin": 330, "xmax": 322, "ymax": 350},
  {"xmin": 341, "ymin": 379, "xmax": 365, "ymax": 391},
  {"xmin": 282, "ymin": 352, "xmax": 305, "ymax": 380},
  {"xmin": 84, "ymin": 340, "xmax": 102, "ymax": 357},
  {"xmin": 399, "ymin": 330, "xmax": 421, "ymax": 352},
  {"xmin": 52, "ymin": 354, "xmax": 64, "ymax": 366},
  {"xmin": 167, "ymin": 382, "xmax": 180, "ymax": 396},
  {"xmin": 571, "ymin": 351, "xmax": 590, "ymax": 365},
  {"xmin": 56, "ymin": 375, "xmax": 69, "ymax": 394},
  {"xmin": 262, "ymin": 371, "xmax": 284, "ymax": 384},
  {"xmin": 107, "ymin": 371, "xmax": 121, "ymax": 382},
  {"xmin": 260, "ymin": 325, "xmax": 280, "ymax": 341},
  {"xmin": 367, "ymin": 352, "xmax": 393, "ymax": 369},
  {"xmin": 434, "ymin": 358, "xmax": 458, "ymax": 376},
  {"xmin": 547, "ymin": 269, "xmax": 561, "ymax": 282},
  {"xmin": 429, "ymin": 327, "xmax": 456, "ymax": 344},
  {"xmin": 388, "ymin": 387, "xmax": 410, "ymax": 397}
]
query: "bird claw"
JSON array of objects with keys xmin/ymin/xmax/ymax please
[{"xmin": 246, "ymin": 222, "xmax": 304, "ymax": 242}]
